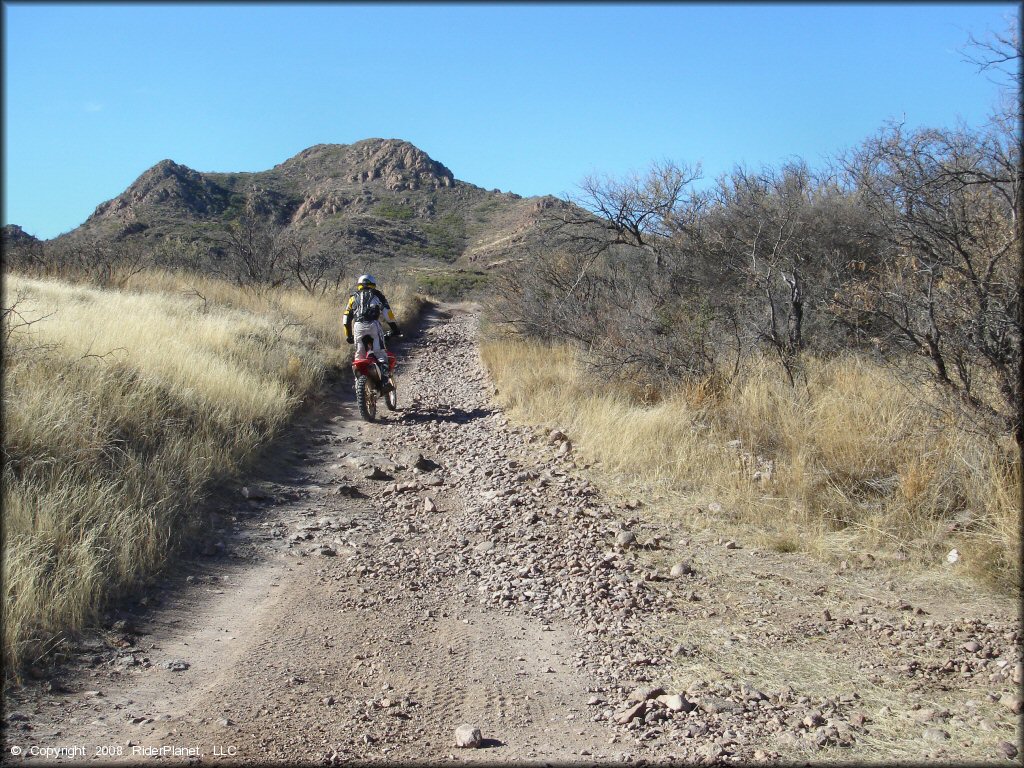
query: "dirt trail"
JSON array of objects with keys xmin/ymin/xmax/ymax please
[{"xmin": 3, "ymin": 304, "xmax": 1021, "ymax": 765}]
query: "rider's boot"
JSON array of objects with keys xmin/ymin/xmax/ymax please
[{"xmin": 377, "ymin": 359, "xmax": 393, "ymax": 391}]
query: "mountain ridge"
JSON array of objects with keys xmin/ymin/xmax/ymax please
[{"xmin": 32, "ymin": 138, "xmax": 576, "ymax": 273}]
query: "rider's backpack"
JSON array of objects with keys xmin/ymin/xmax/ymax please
[{"xmin": 353, "ymin": 288, "xmax": 381, "ymax": 322}]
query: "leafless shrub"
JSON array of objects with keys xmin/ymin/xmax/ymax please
[
  {"xmin": 204, "ymin": 218, "xmax": 347, "ymax": 297},
  {"xmin": 6, "ymin": 237, "xmax": 147, "ymax": 288},
  {"xmin": 285, "ymin": 237, "xmax": 345, "ymax": 296},
  {"xmin": 492, "ymin": 162, "xmax": 739, "ymax": 385},
  {"xmin": 2, "ymin": 289, "xmax": 55, "ymax": 351},
  {"xmin": 839, "ymin": 118, "xmax": 1021, "ymax": 447},
  {"xmin": 576, "ymin": 160, "xmax": 701, "ymax": 252},
  {"xmin": 706, "ymin": 162, "xmax": 877, "ymax": 384},
  {"xmin": 209, "ymin": 216, "xmax": 289, "ymax": 292}
]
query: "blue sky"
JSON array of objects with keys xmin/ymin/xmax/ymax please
[{"xmin": 3, "ymin": 2, "xmax": 1018, "ymax": 239}]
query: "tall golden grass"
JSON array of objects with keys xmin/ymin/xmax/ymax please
[
  {"xmin": 480, "ymin": 338, "xmax": 1020, "ymax": 592},
  {"xmin": 1, "ymin": 271, "xmax": 421, "ymax": 672}
]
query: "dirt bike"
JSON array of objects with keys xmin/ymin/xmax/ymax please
[{"xmin": 351, "ymin": 331, "xmax": 397, "ymax": 422}]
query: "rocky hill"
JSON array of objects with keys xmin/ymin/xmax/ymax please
[
  {"xmin": 2, "ymin": 224, "xmax": 41, "ymax": 248},
  {"xmin": 50, "ymin": 139, "xmax": 580, "ymax": 275}
]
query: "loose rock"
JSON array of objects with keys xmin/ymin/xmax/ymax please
[
  {"xmin": 454, "ymin": 724, "xmax": 482, "ymax": 748},
  {"xmin": 613, "ymin": 701, "xmax": 647, "ymax": 725},
  {"xmin": 669, "ymin": 562, "xmax": 694, "ymax": 578},
  {"xmin": 999, "ymin": 693, "xmax": 1022, "ymax": 714},
  {"xmin": 997, "ymin": 741, "xmax": 1018, "ymax": 759},
  {"xmin": 615, "ymin": 531, "xmax": 637, "ymax": 548},
  {"xmin": 655, "ymin": 694, "xmax": 693, "ymax": 712},
  {"xmin": 628, "ymin": 685, "xmax": 665, "ymax": 703}
]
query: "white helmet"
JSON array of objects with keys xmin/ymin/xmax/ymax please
[{"xmin": 357, "ymin": 274, "xmax": 376, "ymax": 287}]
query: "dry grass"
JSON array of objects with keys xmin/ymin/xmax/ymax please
[
  {"xmin": 480, "ymin": 338, "xmax": 1021, "ymax": 593},
  {"xmin": 120, "ymin": 270, "xmax": 423, "ymax": 360},
  {"xmin": 1, "ymin": 271, "xmax": 422, "ymax": 672}
]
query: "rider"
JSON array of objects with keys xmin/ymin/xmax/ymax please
[{"xmin": 343, "ymin": 274, "xmax": 402, "ymax": 383}]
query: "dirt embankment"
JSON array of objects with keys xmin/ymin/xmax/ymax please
[{"xmin": 3, "ymin": 305, "xmax": 1021, "ymax": 765}]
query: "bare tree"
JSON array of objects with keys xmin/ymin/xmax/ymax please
[
  {"xmin": 709, "ymin": 161, "xmax": 846, "ymax": 384},
  {"xmin": 2, "ymin": 289, "xmax": 56, "ymax": 355},
  {"xmin": 211, "ymin": 217, "xmax": 289, "ymax": 292},
  {"xmin": 575, "ymin": 161, "xmax": 701, "ymax": 266},
  {"xmin": 151, "ymin": 235, "xmax": 208, "ymax": 274},
  {"xmin": 2, "ymin": 236, "xmax": 48, "ymax": 276},
  {"xmin": 283, "ymin": 237, "xmax": 344, "ymax": 296},
  {"xmin": 492, "ymin": 160, "xmax": 735, "ymax": 383},
  {"xmin": 30, "ymin": 237, "xmax": 147, "ymax": 288},
  {"xmin": 841, "ymin": 119, "xmax": 1021, "ymax": 446},
  {"xmin": 963, "ymin": 21, "xmax": 1021, "ymax": 94}
]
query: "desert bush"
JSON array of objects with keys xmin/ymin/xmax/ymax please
[
  {"xmin": 374, "ymin": 202, "xmax": 415, "ymax": 220},
  {"xmin": 422, "ymin": 214, "xmax": 467, "ymax": 262},
  {"xmin": 5, "ymin": 236, "xmax": 147, "ymax": 288},
  {"xmin": 705, "ymin": 162, "xmax": 878, "ymax": 383},
  {"xmin": 414, "ymin": 269, "xmax": 489, "ymax": 301}
]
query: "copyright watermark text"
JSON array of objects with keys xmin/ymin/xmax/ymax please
[{"xmin": 8, "ymin": 743, "xmax": 238, "ymax": 759}]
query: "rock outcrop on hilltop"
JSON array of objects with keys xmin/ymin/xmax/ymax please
[
  {"xmin": 282, "ymin": 139, "xmax": 455, "ymax": 191},
  {"xmin": 91, "ymin": 159, "xmax": 231, "ymax": 220},
  {"xmin": 2, "ymin": 224, "xmax": 41, "ymax": 247}
]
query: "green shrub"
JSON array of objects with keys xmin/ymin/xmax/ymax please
[
  {"xmin": 414, "ymin": 270, "xmax": 488, "ymax": 301},
  {"xmin": 375, "ymin": 202, "xmax": 415, "ymax": 220}
]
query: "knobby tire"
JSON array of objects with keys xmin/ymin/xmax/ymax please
[
  {"xmin": 356, "ymin": 375, "xmax": 376, "ymax": 422},
  {"xmin": 384, "ymin": 377, "xmax": 398, "ymax": 411}
]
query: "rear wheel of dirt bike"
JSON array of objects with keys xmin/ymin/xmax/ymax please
[
  {"xmin": 384, "ymin": 377, "xmax": 398, "ymax": 411},
  {"xmin": 355, "ymin": 375, "xmax": 376, "ymax": 422}
]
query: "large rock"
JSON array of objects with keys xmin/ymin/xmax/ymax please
[
  {"xmin": 628, "ymin": 685, "xmax": 665, "ymax": 703},
  {"xmin": 613, "ymin": 701, "xmax": 647, "ymax": 725},
  {"xmin": 670, "ymin": 562, "xmax": 694, "ymax": 578},
  {"xmin": 655, "ymin": 694, "xmax": 694, "ymax": 712},
  {"xmin": 400, "ymin": 450, "xmax": 440, "ymax": 472},
  {"xmin": 802, "ymin": 710, "xmax": 825, "ymax": 728},
  {"xmin": 614, "ymin": 531, "xmax": 637, "ymax": 548},
  {"xmin": 999, "ymin": 693, "xmax": 1022, "ymax": 714},
  {"xmin": 547, "ymin": 429, "xmax": 567, "ymax": 445},
  {"xmin": 454, "ymin": 724, "xmax": 482, "ymax": 748}
]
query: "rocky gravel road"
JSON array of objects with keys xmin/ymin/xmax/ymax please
[{"xmin": 3, "ymin": 304, "xmax": 1021, "ymax": 765}]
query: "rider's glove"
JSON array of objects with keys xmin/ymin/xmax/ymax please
[
  {"xmin": 346, "ymin": 333, "xmax": 354, "ymax": 344},
  {"xmin": 390, "ymin": 323, "xmax": 402, "ymax": 338}
]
